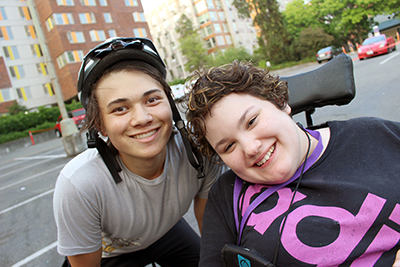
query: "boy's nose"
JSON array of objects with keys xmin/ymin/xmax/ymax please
[{"xmin": 130, "ymin": 106, "xmax": 153, "ymax": 127}]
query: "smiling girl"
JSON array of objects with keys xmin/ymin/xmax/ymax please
[{"xmin": 186, "ymin": 61, "xmax": 400, "ymax": 266}]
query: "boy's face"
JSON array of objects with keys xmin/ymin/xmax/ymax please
[
  {"xmin": 205, "ymin": 93, "xmax": 307, "ymax": 185},
  {"xmin": 96, "ymin": 70, "xmax": 172, "ymax": 166}
]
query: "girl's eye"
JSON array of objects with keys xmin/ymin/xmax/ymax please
[
  {"xmin": 248, "ymin": 116, "xmax": 257, "ymax": 127},
  {"xmin": 225, "ymin": 142, "xmax": 234, "ymax": 152}
]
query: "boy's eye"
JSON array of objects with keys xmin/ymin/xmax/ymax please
[
  {"xmin": 147, "ymin": 97, "xmax": 158, "ymax": 104},
  {"xmin": 113, "ymin": 106, "xmax": 127, "ymax": 113}
]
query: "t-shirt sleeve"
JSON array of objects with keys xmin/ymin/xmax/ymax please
[
  {"xmin": 199, "ymin": 170, "xmax": 238, "ymax": 266},
  {"xmin": 196, "ymin": 158, "xmax": 229, "ymax": 199},
  {"xmin": 53, "ymin": 172, "xmax": 103, "ymax": 256}
]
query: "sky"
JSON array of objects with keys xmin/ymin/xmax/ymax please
[{"xmin": 141, "ymin": 0, "xmax": 165, "ymax": 13}]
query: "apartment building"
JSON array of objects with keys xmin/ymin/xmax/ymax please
[
  {"xmin": 0, "ymin": 0, "xmax": 55, "ymax": 110},
  {"xmin": 0, "ymin": 0, "xmax": 150, "ymax": 111},
  {"xmin": 145, "ymin": 0, "xmax": 258, "ymax": 81}
]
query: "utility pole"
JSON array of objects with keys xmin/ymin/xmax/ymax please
[{"xmin": 26, "ymin": 0, "xmax": 85, "ymax": 156}]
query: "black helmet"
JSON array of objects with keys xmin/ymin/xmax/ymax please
[
  {"xmin": 76, "ymin": 37, "xmax": 204, "ymax": 183},
  {"xmin": 77, "ymin": 37, "xmax": 167, "ymax": 110}
]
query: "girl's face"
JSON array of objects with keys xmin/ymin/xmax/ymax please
[
  {"xmin": 96, "ymin": 70, "xmax": 172, "ymax": 166},
  {"xmin": 205, "ymin": 93, "xmax": 307, "ymax": 185}
]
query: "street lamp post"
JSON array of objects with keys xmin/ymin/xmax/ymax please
[{"xmin": 27, "ymin": 0, "xmax": 86, "ymax": 157}]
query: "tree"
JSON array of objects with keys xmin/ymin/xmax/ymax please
[
  {"xmin": 7, "ymin": 102, "xmax": 28, "ymax": 115},
  {"xmin": 233, "ymin": 0, "xmax": 295, "ymax": 64},
  {"xmin": 298, "ymin": 26, "xmax": 334, "ymax": 58},
  {"xmin": 207, "ymin": 46, "xmax": 253, "ymax": 67},
  {"xmin": 175, "ymin": 14, "xmax": 208, "ymax": 73}
]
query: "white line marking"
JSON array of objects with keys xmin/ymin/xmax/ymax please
[
  {"xmin": 0, "ymin": 189, "xmax": 54, "ymax": 215},
  {"xmin": 380, "ymin": 52, "xmax": 399, "ymax": 65},
  {"xmin": 15, "ymin": 154, "xmax": 67, "ymax": 160},
  {"xmin": 0, "ymin": 164, "xmax": 64, "ymax": 192},
  {"xmin": 0, "ymin": 158, "xmax": 55, "ymax": 178},
  {"xmin": 10, "ymin": 241, "xmax": 58, "ymax": 267}
]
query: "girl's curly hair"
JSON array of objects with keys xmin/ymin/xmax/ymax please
[{"xmin": 186, "ymin": 60, "xmax": 289, "ymax": 162}]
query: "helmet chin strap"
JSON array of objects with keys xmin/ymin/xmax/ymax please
[{"xmin": 86, "ymin": 93, "xmax": 205, "ymax": 184}]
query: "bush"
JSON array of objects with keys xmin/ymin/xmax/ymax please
[{"xmin": 0, "ymin": 102, "xmax": 83, "ymax": 144}]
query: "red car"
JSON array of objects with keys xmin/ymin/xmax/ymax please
[
  {"xmin": 54, "ymin": 108, "xmax": 86, "ymax": 137},
  {"xmin": 357, "ymin": 34, "xmax": 396, "ymax": 60}
]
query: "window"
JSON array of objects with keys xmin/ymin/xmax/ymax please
[
  {"xmin": 195, "ymin": 1, "xmax": 207, "ymax": 14},
  {"xmin": 133, "ymin": 12, "xmax": 146, "ymax": 22},
  {"xmin": 37, "ymin": 63, "xmax": 48, "ymax": 75},
  {"xmin": 124, "ymin": 0, "xmax": 138, "ymax": 6},
  {"xmin": 214, "ymin": 23, "xmax": 222, "ymax": 33},
  {"xmin": 209, "ymin": 12, "xmax": 218, "ymax": 21},
  {"xmin": 17, "ymin": 87, "xmax": 32, "ymax": 101},
  {"xmin": 19, "ymin": 7, "xmax": 31, "ymax": 20},
  {"xmin": 3, "ymin": 46, "xmax": 20, "ymax": 60},
  {"xmin": 103, "ymin": 13, "xmax": 112, "ymax": 23},
  {"xmin": 79, "ymin": 13, "xmax": 96, "ymax": 24},
  {"xmin": 215, "ymin": 0, "xmax": 223, "ymax": 9},
  {"xmin": 89, "ymin": 30, "xmax": 106, "ymax": 42},
  {"xmin": 25, "ymin": 25, "xmax": 37, "ymax": 38},
  {"xmin": 222, "ymin": 23, "xmax": 228, "ymax": 33},
  {"xmin": 80, "ymin": 0, "xmax": 96, "ymax": 6},
  {"xmin": 0, "ymin": 7, "xmax": 7, "ymax": 20},
  {"xmin": 226, "ymin": 34, "xmax": 232, "ymax": 45},
  {"xmin": 0, "ymin": 89, "xmax": 12, "ymax": 102},
  {"xmin": 133, "ymin": 28, "xmax": 147, "ymax": 38},
  {"xmin": 99, "ymin": 0, "xmax": 108, "ymax": 6},
  {"xmin": 202, "ymin": 25, "xmax": 213, "ymax": 36},
  {"xmin": 0, "ymin": 26, "xmax": 14, "ymax": 40},
  {"xmin": 108, "ymin": 29, "xmax": 117, "ymax": 38},
  {"xmin": 43, "ymin": 83, "xmax": 55, "ymax": 96},
  {"xmin": 198, "ymin": 13, "xmax": 210, "ymax": 25},
  {"xmin": 216, "ymin": 35, "xmax": 225, "ymax": 45},
  {"xmin": 67, "ymin": 31, "xmax": 85, "ymax": 43},
  {"xmin": 206, "ymin": 0, "xmax": 214, "ymax": 9},
  {"xmin": 57, "ymin": 50, "xmax": 84, "ymax": 68},
  {"xmin": 46, "ymin": 13, "xmax": 74, "ymax": 30},
  {"xmin": 205, "ymin": 37, "xmax": 216, "ymax": 48},
  {"xmin": 218, "ymin": 11, "xmax": 226, "ymax": 21},
  {"xmin": 9, "ymin": 65, "xmax": 26, "ymax": 80},
  {"xmin": 56, "ymin": 0, "xmax": 74, "ymax": 6},
  {"xmin": 31, "ymin": 44, "xmax": 43, "ymax": 57}
]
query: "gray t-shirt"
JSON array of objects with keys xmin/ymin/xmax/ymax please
[{"xmin": 53, "ymin": 130, "xmax": 227, "ymax": 257}]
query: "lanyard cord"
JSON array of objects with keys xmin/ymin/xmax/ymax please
[
  {"xmin": 233, "ymin": 127, "xmax": 323, "ymax": 246},
  {"xmin": 272, "ymin": 127, "xmax": 311, "ymax": 265}
]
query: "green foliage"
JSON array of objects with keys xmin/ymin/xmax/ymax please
[
  {"xmin": 169, "ymin": 78, "xmax": 186, "ymax": 86},
  {"xmin": 7, "ymin": 102, "xmax": 28, "ymax": 115},
  {"xmin": 0, "ymin": 102, "xmax": 83, "ymax": 144},
  {"xmin": 206, "ymin": 47, "xmax": 254, "ymax": 67},
  {"xmin": 298, "ymin": 26, "xmax": 335, "ymax": 58},
  {"xmin": 175, "ymin": 14, "xmax": 208, "ymax": 72}
]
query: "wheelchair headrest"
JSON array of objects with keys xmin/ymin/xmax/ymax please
[{"xmin": 282, "ymin": 53, "xmax": 356, "ymax": 116}]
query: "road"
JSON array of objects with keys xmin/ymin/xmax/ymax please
[{"xmin": 0, "ymin": 47, "xmax": 399, "ymax": 266}]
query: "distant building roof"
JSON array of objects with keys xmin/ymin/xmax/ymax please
[{"xmin": 378, "ymin": 18, "xmax": 400, "ymax": 31}]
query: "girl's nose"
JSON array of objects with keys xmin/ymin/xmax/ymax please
[{"xmin": 243, "ymin": 139, "xmax": 261, "ymax": 158}]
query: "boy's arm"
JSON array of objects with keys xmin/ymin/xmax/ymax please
[
  {"xmin": 194, "ymin": 196, "xmax": 207, "ymax": 234},
  {"xmin": 67, "ymin": 248, "xmax": 102, "ymax": 267}
]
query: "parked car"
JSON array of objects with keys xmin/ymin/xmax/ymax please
[
  {"xmin": 316, "ymin": 46, "xmax": 342, "ymax": 64},
  {"xmin": 357, "ymin": 34, "xmax": 396, "ymax": 60},
  {"xmin": 54, "ymin": 108, "xmax": 86, "ymax": 138}
]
